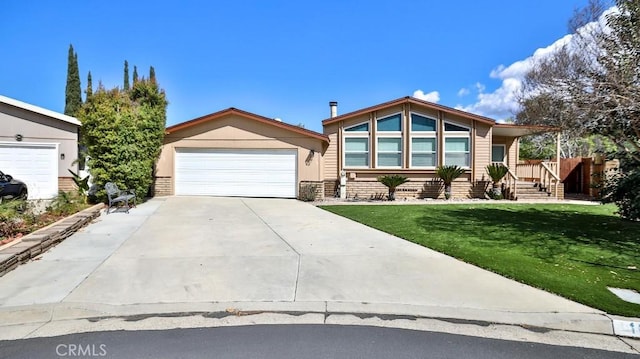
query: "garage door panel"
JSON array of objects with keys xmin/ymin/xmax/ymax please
[
  {"xmin": 175, "ymin": 149, "xmax": 297, "ymax": 198},
  {"xmin": 0, "ymin": 143, "xmax": 58, "ymax": 199}
]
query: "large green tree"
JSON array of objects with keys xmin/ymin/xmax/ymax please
[
  {"xmin": 85, "ymin": 71, "xmax": 93, "ymax": 99},
  {"xmin": 123, "ymin": 60, "xmax": 130, "ymax": 90},
  {"xmin": 78, "ymin": 76, "xmax": 167, "ymax": 201},
  {"xmin": 517, "ymin": 0, "xmax": 640, "ymax": 220},
  {"xmin": 64, "ymin": 44, "xmax": 82, "ymax": 116}
]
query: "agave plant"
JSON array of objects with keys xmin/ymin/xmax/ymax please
[
  {"xmin": 377, "ymin": 174, "xmax": 409, "ymax": 201},
  {"xmin": 435, "ymin": 165, "xmax": 465, "ymax": 199},
  {"xmin": 486, "ymin": 163, "xmax": 509, "ymax": 199}
]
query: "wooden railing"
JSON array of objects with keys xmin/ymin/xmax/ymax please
[
  {"xmin": 515, "ymin": 162, "xmax": 561, "ymax": 199},
  {"xmin": 541, "ymin": 162, "xmax": 561, "ymax": 198},
  {"xmin": 504, "ymin": 167, "xmax": 519, "ymax": 200}
]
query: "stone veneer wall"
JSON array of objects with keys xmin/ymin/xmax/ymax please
[
  {"xmin": 324, "ymin": 180, "xmax": 338, "ymax": 198},
  {"xmin": 58, "ymin": 177, "xmax": 76, "ymax": 192},
  {"xmin": 346, "ymin": 180, "xmax": 491, "ymax": 200},
  {"xmin": 299, "ymin": 181, "xmax": 325, "ymax": 201},
  {"xmin": 153, "ymin": 176, "xmax": 172, "ymax": 196}
]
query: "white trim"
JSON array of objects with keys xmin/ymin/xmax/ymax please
[
  {"xmin": 409, "ymin": 136, "xmax": 437, "ymax": 168},
  {"xmin": 443, "ymin": 120, "xmax": 471, "ymax": 168},
  {"xmin": 343, "ymin": 135, "xmax": 370, "ymax": 169},
  {"xmin": 410, "ymin": 112, "xmax": 437, "ymax": 132},
  {"xmin": 409, "ymin": 112, "xmax": 438, "ymax": 168},
  {"xmin": 375, "ymin": 136, "xmax": 403, "ymax": 168},
  {"xmin": 0, "ymin": 95, "xmax": 81, "ymax": 126},
  {"xmin": 375, "ymin": 112, "xmax": 403, "ymax": 133}
]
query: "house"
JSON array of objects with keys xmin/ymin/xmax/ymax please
[
  {"xmin": 154, "ymin": 108, "xmax": 328, "ymax": 198},
  {"xmin": 155, "ymin": 97, "xmax": 561, "ymax": 200},
  {"xmin": 322, "ymin": 97, "xmax": 562, "ymax": 200},
  {"xmin": 0, "ymin": 95, "xmax": 80, "ymax": 199}
]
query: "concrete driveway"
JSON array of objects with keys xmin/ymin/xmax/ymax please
[{"xmin": 0, "ymin": 197, "xmax": 614, "ymax": 337}]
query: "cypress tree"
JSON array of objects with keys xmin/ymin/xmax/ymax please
[
  {"xmin": 133, "ymin": 65, "xmax": 139, "ymax": 84},
  {"xmin": 123, "ymin": 60, "xmax": 130, "ymax": 90},
  {"xmin": 149, "ymin": 66, "xmax": 156, "ymax": 83},
  {"xmin": 85, "ymin": 71, "xmax": 93, "ymax": 99},
  {"xmin": 64, "ymin": 44, "xmax": 82, "ymax": 116}
]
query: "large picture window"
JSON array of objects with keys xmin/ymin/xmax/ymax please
[
  {"xmin": 444, "ymin": 121, "xmax": 470, "ymax": 167},
  {"xmin": 344, "ymin": 122, "xmax": 369, "ymax": 168},
  {"xmin": 410, "ymin": 113, "xmax": 437, "ymax": 168},
  {"xmin": 376, "ymin": 113, "xmax": 402, "ymax": 168}
]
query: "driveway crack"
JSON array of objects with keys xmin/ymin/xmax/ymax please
[{"xmin": 241, "ymin": 199, "xmax": 301, "ymax": 301}]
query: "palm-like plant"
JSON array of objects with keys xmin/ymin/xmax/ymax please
[
  {"xmin": 435, "ymin": 165, "xmax": 465, "ymax": 199},
  {"xmin": 377, "ymin": 175, "xmax": 409, "ymax": 201},
  {"xmin": 486, "ymin": 163, "xmax": 509, "ymax": 199}
]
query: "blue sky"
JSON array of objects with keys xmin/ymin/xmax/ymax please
[{"xmin": 1, "ymin": 1, "xmax": 587, "ymax": 132}]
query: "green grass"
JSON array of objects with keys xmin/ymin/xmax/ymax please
[{"xmin": 320, "ymin": 203, "xmax": 640, "ymax": 317}]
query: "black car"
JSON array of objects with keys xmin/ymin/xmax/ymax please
[{"xmin": 0, "ymin": 170, "xmax": 28, "ymax": 203}]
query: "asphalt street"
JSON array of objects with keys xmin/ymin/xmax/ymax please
[{"xmin": 0, "ymin": 324, "xmax": 636, "ymax": 359}]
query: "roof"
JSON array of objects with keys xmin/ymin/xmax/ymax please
[
  {"xmin": 0, "ymin": 94, "xmax": 81, "ymax": 126},
  {"xmin": 321, "ymin": 96, "xmax": 497, "ymax": 126},
  {"xmin": 493, "ymin": 123, "xmax": 558, "ymax": 137},
  {"xmin": 165, "ymin": 107, "xmax": 330, "ymax": 143}
]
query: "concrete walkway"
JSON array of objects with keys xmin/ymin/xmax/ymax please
[{"xmin": 0, "ymin": 197, "xmax": 637, "ymax": 352}]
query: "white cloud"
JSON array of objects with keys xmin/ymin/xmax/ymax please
[
  {"xmin": 457, "ymin": 88, "xmax": 470, "ymax": 97},
  {"xmin": 412, "ymin": 89, "xmax": 440, "ymax": 103}
]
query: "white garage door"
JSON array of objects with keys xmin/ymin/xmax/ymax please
[
  {"xmin": 175, "ymin": 148, "xmax": 297, "ymax": 198},
  {"xmin": 0, "ymin": 142, "xmax": 58, "ymax": 199}
]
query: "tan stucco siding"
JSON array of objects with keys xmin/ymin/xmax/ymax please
[
  {"xmin": 0, "ymin": 103, "xmax": 78, "ymax": 177},
  {"xmin": 157, "ymin": 114, "xmax": 325, "ymax": 195},
  {"xmin": 473, "ymin": 123, "xmax": 492, "ymax": 182}
]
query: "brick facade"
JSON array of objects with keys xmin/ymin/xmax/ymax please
[
  {"xmin": 299, "ymin": 181, "xmax": 325, "ymax": 201},
  {"xmin": 153, "ymin": 176, "xmax": 172, "ymax": 196},
  {"xmin": 58, "ymin": 177, "xmax": 76, "ymax": 193},
  {"xmin": 345, "ymin": 179, "xmax": 491, "ymax": 200}
]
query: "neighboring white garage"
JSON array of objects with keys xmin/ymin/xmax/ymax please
[
  {"xmin": 0, "ymin": 143, "xmax": 58, "ymax": 199},
  {"xmin": 175, "ymin": 148, "xmax": 297, "ymax": 198},
  {"xmin": 0, "ymin": 95, "xmax": 81, "ymax": 199},
  {"xmin": 155, "ymin": 107, "xmax": 329, "ymax": 199}
]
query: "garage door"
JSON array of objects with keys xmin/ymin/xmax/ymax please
[
  {"xmin": 0, "ymin": 143, "xmax": 58, "ymax": 199},
  {"xmin": 175, "ymin": 148, "xmax": 297, "ymax": 198}
]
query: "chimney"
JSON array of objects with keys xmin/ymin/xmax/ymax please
[{"xmin": 329, "ymin": 101, "xmax": 338, "ymax": 118}]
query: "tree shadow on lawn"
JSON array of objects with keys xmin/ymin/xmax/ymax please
[{"xmin": 416, "ymin": 206, "xmax": 640, "ymax": 269}]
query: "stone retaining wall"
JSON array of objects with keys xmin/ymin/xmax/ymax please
[{"xmin": 0, "ymin": 204, "xmax": 103, "ymax": 278}]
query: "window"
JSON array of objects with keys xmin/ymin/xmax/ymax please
[
  {"xmin": 411, "ymin": 138, "xmax": 437, "ymax": 167},
  {"xmin": 377, "ymin": 137, "xmax": 402, "ymax": 167},
  {"xmin": 411, "ymin": 114, "xmax": 436, "ymax": 132},
  {"xmin": 376, "ymin": 114, "xmax": 402, "ymax": 167},
  {"xmin": 410, "ymin": 113, "xmax": 437, "ymax": 167},
  {"xmin": 377, "ymin": 114, "xmax": 402, "ymax": 131},
  {"xmin": 444, "ymin": 121, "xmax": 470, "ymax": 167},
  {"xmin": 344, "ymin": 121, "xmax": 369, "ymax": 167},
  {"xmin": 345, "ymin": 138, "xmax": 369, "ymax": 167},
  {"xmin": 492, "ymin": 145, "xmax": 506, "ymax": 163}
]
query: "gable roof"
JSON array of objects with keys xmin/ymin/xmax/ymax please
[
  {"xmin": 321, "ymin": 96, "xmax": 497, "ymax": 126},
  {"xmin": 165, "ymin": 107, "xmax": 329, "ymax": 143},
  {"xmin": 0, "ymin": 94, "xmax": 81, "ymax": 126}
]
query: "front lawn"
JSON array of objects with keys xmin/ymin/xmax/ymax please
[{"xmin": 320, "ymin": 203, "xmax": 640, "ymax": 317}]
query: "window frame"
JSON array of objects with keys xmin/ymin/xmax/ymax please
[
  {"xmin": 443, "ymin": 120, "xmax": 471, "ymax": 168},
  {"xmin": 409, "ymin": 112, "xmax": 438, "ymax": 168},
  {"xmin": 491, "ymin": 144, "xmax": 506, "ymax": 164},
  {"xmin": 375, "ymin": 113, "xmax": 403, "ymax": 168},
  {"xmin": 343, "ymin": 121, "xmax": 370, "ymax": 169}
]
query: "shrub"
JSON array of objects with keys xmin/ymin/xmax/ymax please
[
  {"xmin": 435, "ymin": 165, "xmax": 465, "ymax": 199},
  {"xmin": 601, "ymin": 154, "xmax": 640, "ymax": 221},
  {"xmin": 46, "ymin": 191, "xmax": 87, "ymax": 217},
  {"xmin": 377, "ymin": 175, "xmax": 409, "ymax": 201},
  {"xmin": 299, "ymin": 183, "xmax": 319, "ymax": 202}
]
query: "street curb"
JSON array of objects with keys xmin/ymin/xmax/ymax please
[
  {"xmin": 0, "ymin": 301, "xmax": 638, "ymax": 353},
  {"xmin": 0, "ymin": 203, "xmax": 103, "ymax": 277}
]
